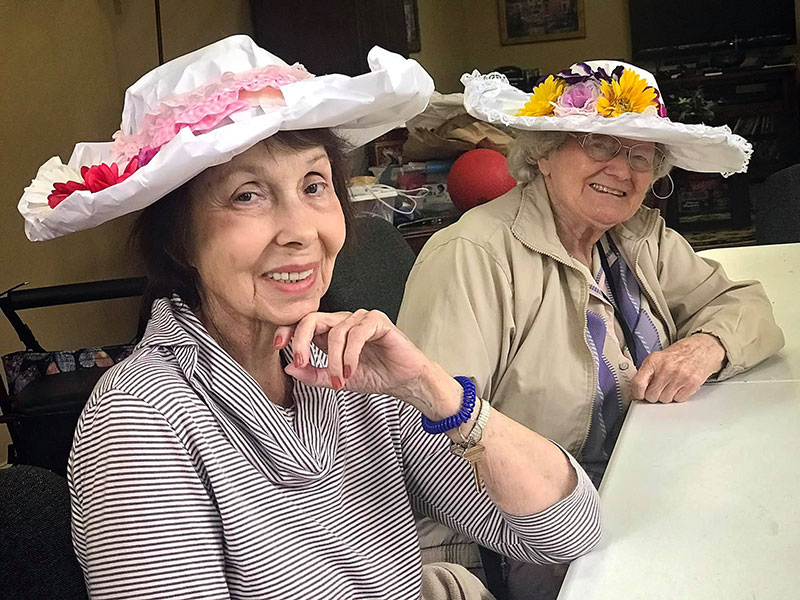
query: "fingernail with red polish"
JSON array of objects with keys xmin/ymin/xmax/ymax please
[
  {"xmin": 274, "ymin": 336, "xmax": 282, "ymax": 349},
  {"xmin": 331, "ymin": 376, "xmax": 342, "ymax": 390},
  {"xmin": 343, "ymin": 365, "xmax": 351, "ymax": 379}
]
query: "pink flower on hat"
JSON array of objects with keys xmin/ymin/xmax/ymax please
[{"xmin": 554, "ymin": 80, "xmax": 601, "ymax": 116}]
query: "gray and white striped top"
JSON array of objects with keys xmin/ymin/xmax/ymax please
[{"xmin": 68, "ymin": 297, "xmax": 601, "ymax": 599}]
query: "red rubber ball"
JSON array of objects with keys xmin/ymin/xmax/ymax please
[{"xmin": 447, "ymin": 149, "xmax": 517, "ymax": 212}]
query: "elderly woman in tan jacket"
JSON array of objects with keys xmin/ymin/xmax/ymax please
[{"xmin": 398, "ymin": 60, "xmax": 784, "ymax": 597}]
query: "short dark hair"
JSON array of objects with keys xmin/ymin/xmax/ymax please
[{"xmin": 132, "ymin": 128, "xmax": 355, "ymax": 317}]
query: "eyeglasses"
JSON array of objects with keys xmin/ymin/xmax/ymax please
[{"xmin": 569, "ymin": 133, "xmax": 666, "ymax": 173}]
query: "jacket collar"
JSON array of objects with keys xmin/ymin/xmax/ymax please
[{"xmin": 511, "ymin": 176, "xmax": 661, "ymax": 261}]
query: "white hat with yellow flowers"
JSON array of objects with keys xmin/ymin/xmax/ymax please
[
  {"xmin": 19, "ymin": 35, "xmax": 434, "ymax": 241},
  {"xmin": 462, "ymin": 60, "xmax": 752, "ymax": 177}
]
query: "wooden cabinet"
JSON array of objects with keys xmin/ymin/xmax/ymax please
[{"xmin": 250, "ymin": 0, "xmax": 409, "ymax": 76}]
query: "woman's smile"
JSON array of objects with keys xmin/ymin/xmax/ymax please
[
  {"xmin": 262, "ymin": 263, "xmax": 319, "ymax": 293},
  {"xmin": 588, "ymin": 182, "xmax": 627, "ymax": 197}
]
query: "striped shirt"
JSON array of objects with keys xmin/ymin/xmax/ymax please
[{"xmin": 68, "ymin": 297, "xmax": 601, "ymax": 600}]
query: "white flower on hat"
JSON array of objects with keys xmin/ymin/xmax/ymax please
[{"xmin": 21, "ymin": 157, "xmax": 83, "ymax": 218}]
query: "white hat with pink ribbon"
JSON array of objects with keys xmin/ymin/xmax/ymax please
[{"xmin": 19, "ymin": 35, "xmax": 434, "ymax": 241}]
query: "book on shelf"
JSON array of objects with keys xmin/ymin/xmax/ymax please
[{"xmin": 731, "ymin": 114, "xmax": 779, "ymax": 136}]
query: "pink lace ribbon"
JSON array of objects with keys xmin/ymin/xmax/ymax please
[{"xmin": 112, "ymin": 63, "xmax": 313, "ymax": 161}]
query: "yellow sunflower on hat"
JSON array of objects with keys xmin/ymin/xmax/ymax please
[
  {"xmin": 596, "ymin": 69, "xmax": 659, "ymax": 117},
  {"xmin": 516, "ymin": 75, "xmax": 566, "ymax": 117}
]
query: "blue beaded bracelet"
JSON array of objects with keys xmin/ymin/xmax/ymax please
[{"xmin": 421, "ymin": 376, "xmax": 477, "ymax": 434}]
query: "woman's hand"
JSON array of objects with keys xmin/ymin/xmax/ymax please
[
  {"xmin": 631, "ymin": 333, "xmax": 727, "ymax": 404},
  {"xmin": 278, "ymin": 310, "xmax": 589, "ymax": 518},
  {"xmin": 274, "ymin": 310, "xmax": 462, "ymax": 420}
]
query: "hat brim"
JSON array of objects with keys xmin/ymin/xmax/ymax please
[
  {"xmin": 20, "ymin": 43, "xmax": 433, "ymax": 241},
  {"xmin": 462, "ymin": 71, "xmax": 752, "ymax": 177}
]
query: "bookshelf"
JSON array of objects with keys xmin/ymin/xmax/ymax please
[{"xmin": 658, "ymin": 63, "xmax": 799, "ymax": 249}]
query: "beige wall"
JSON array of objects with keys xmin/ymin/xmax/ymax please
[
  {"xmin": 461, "ymin": 0, "xmax": 631, "ymax": 76},
  {"xmin": 0, "ymin": 0, "xmax": 251, "ymax": 461},
  {"xmin": 0, "ymin": 0, "xmax": 252, "ymax": 357},
  {"xmin": 411, "ymin": 0, "xmax": 469, "ymax": 92},
  {"xmin": 412, "ymin": 0, "xmax": 631, "ymax": 93}
]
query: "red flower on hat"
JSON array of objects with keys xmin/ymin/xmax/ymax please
[
  {"xmin": 48, "ymin": 157, "xmax": 139, "ymax": 208},
  {"xmin": 48, "ymin": 180, "xmax": 88, "ymax": 208}
]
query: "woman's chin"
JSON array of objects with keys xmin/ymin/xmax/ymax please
[
  {"xmin": 261, "ymin": 298, "xmax": 323, "ymax": 327},
  {"xmin": 589, "ymin": 204, "xmax": 642, "ymax": 229}
]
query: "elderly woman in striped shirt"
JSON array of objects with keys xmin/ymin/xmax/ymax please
[{"xmin": 18, "ymin": 37, "xmax": 600, "ymax": 600}]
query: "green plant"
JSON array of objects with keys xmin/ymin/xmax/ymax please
[{"xmin": 668, "ymin": 88, "xmax": 718, "ymax": 125}]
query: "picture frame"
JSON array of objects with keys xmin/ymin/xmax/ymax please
[
  {"xmin": 498, "ymin": 0, "xmax": 586, "ymax": 45},
  {"xmin": 368, "ymin": 129, "xmax": 409, "ymax": 167},
  {"xmin": 404, "ymin": 0, "xmax": 421, "ymax": 54}
]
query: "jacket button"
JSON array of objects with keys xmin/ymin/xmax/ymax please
[{"xmin": 619, "ymin": 361, "xmax": 630, "ymax": 371}]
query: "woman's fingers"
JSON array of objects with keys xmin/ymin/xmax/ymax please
[
  {"xmin": 632, "ymin": 348, "xmax": 710, "ymax": 404},
  {"xmin": 276, "ymin": 310, "xmax": 394, "ymax": 391},
  {"xmin": 325, "ymin": 310, "xmax": 370, "ymax": 388},
  {"xmin": 672, "ymin": 385, "xmax": 696, "ymax": 404},
  {"xmin": 633, "ymin": 354, "xmax": 677, "ymax": 403},
  {"xmin": 273, "ymin": 324, "xmax": 295, "ymax": 350},
  {"xmin": 284, "ymin": 363, "xmax": 331, "ymax": 389},
  {"xmin": 644, "ymin": 370, "xmax": 672, "ymax": 403},
  {"xmin": 656, "ymin": 378, "xmax": 684, "ymax": 404},
  {"xmin": 631, "ymin": 358, "xmax": 655, "ymax": 401},
  {"xmin": 341, "ymin": 312, "xmax": 391, "ymax": 382},
  {"xmin": 281, "ymin": 311, "xmax": 351, "ymax": 368},
  {"xmin": 325, "ymin": 310, "xmax": 394, "ymax": 388}
]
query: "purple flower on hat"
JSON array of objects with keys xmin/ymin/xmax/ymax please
[
  {"xmin": 554, "ymin": 80, "xmax": 601, "ymax": 116},
  {"xmin": 136, "ymin": 146, "xmax": 159, "ymax": 168},
  {"xmin": 651, "ymin": 87, "xmax": 668, "ymax": 118},
  {"xmin": 558, "ymin": 63, "xmax": 625, "ymax": 85}
]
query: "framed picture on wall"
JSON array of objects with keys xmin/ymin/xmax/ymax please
[
  {"xmin": 404, "ymin": 0, "xmax": 421, "ymax": 53},
  {"xmin": 498, "ymin": 0, "xmax": 586, "ymax": 45}
]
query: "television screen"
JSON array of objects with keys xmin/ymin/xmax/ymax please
[{"xmin": 629, "ymin": 0, "xmax": 797, "ymax": 58}]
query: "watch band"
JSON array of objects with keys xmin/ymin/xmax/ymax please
[{"xmin": 468, "ymin": 396, "xmax": 491, "ymax": 444}]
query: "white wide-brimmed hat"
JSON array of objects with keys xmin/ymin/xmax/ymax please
[
  {"xmin": 462, "ymin": 60, "xmax": 751, "ymax": 177},
  {"xmin": 19, "ymin": 35, "xmax": 434, "ymax": 241}
]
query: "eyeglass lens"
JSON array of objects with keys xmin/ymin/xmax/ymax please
[{"xmin": 580, "ymin": 134, "xmax": 664, "ymax": 172}]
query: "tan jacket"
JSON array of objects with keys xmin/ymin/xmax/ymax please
[{"xmin": 398, "ymin": 177, "xmax": 784, "ymax": 564}]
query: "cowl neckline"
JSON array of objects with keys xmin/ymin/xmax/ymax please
[{"xmin": 144, "ymin": 297, "xmax": 341, "ymax": 487}]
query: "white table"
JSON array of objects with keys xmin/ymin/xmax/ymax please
[
  {"xmin": 558, "ymin": 380, "xmax": 800, "ymax": 600},
  {"xmin": 698, "ymin": 243, "xmax": 800, "ymax": 382},
  {"xmin": 558, "ymin": 243, "xmax": 800, "ymax": 600}
]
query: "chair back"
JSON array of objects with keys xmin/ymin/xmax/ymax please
[
  {"xmin": 0, "ymin": 464, "xmax": 87, "ymax": 599},
  {"xmin": 755, "ymin": 163, "xmax": 800, "ymax": 244},
  {"xmin": 0, "ymin": 278, "xmax": 145, "ymax": 474},
  {"xmin": 320, "ymin": 216, "xmax": 416, "ymax": 322}
]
